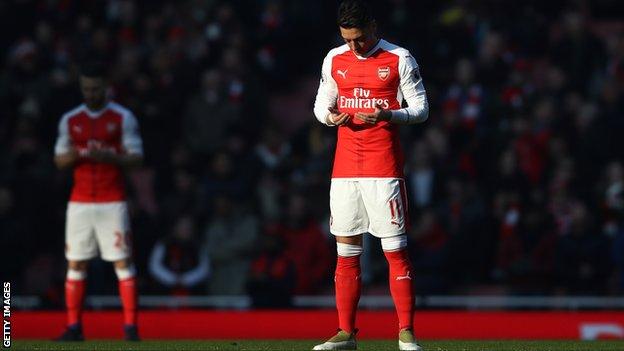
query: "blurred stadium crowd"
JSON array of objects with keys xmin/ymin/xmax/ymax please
[{"xmin": 2, "ymin": 0, "xmax": 624, "ymax": 307}]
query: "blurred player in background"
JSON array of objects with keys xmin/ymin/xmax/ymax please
[
  {"xmin": 54, "ymin": 62, "xmax": 143, "ymax": 341},
  {"xmin": 313, "ymin": 1, "xmax": 428, "ymax": 350}
]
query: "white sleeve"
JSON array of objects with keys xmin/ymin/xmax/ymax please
[
  {"xmin": 122, "ymin": 110, "xmax": 144, "ymax": 155},
  {"xmin": 391, "ymin": 52, "xmax": 429, "ymax": 124},
  {"xmin": 54, "ymin": 114, "xmax": 72, "ymax": 155},
  {"xmin": 313, "ymin": 52, "xmax": 338, "ymax": 126}
]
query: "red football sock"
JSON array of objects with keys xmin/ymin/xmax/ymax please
[
  {"xmin": 384, "ymin": 249, "xmax": 414, "ymax": 330},
  {"xmin": 118, "ymin": 277, "xmax": 138, "ymax": 326},
  {"xmin": 335, "ymin": 255, "xmax": 361, "ymax": 333},
  {"xmin": 65, "ymin": 279, "xmax": 85, "ymax": 326}
]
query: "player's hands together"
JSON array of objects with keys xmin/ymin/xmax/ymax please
[
  {"xmin": 355, "ymin": 103, "xmax": 391, "ymax": 124},
  {"xmin": 86, "ymin": 145, "xmax": 118, "ymax": 163},
  {"xmin": 327, "ymin": 107, "xmax": 350, "ymax": 126}
]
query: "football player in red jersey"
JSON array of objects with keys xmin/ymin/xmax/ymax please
[
  {"xmin": 313, "ymin": 1, "xmax": 428, "ymax": 350},
  {"xmin": 54, "ymin": 62, "xmax": 143, "ymax": 341}
]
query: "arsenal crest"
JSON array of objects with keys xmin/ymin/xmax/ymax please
[{"xmin": 378, "ymin": 66, "xmax": 390, "ymax": 81}]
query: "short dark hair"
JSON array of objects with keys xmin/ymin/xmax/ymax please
[
  {"xmin": 79, "ymin": 61, "xmax": 107, "ymax": 79},
  {"xmin": 337, "ymin": 0, "xmax": 374, "ymax": 29}
]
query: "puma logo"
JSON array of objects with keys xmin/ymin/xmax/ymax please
[
  {"xmin": 336, "ymin": 69, "xmax": 348, "ymax": 79},
  {"xmin": 396, "ymin": 271, "xmax": 411, "ymax": 281}
]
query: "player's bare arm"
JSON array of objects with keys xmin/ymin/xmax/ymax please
[
  {"xmin": 54, "ymin": 149, "xmax": 79, "ymax": 169},
  {"xmin": 54, "ymin": 147, "xmax": 142, "ymax": 169}
]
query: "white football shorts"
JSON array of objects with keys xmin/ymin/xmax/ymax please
[
  {"xmin": 329, "ymin": 178, "xmax": 409, "ymax": 238},
  {"xmin": 65, "ymin": 201, "xmax": 132, "ymax": 262}
]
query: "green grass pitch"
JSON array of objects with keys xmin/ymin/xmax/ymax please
[{"xmin": 11, "ymin": 340, "xmax": 624, "ymax": 350}]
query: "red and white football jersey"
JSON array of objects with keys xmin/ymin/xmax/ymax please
[
  {"xmin": 54, "ymin": 102, "xmax": 143, "ymax": 202},
  {"xmin": 314, "ymin": 39, "xmax": 428, "ymax": 178}
]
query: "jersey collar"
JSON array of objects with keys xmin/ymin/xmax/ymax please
[
  {"xmin": 353, "ymin": 39, "xmax": 383, "ymax": 60},
  {"xmin": 84, "ymin": 101, "xmax": 111, "ymax": 118}
]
